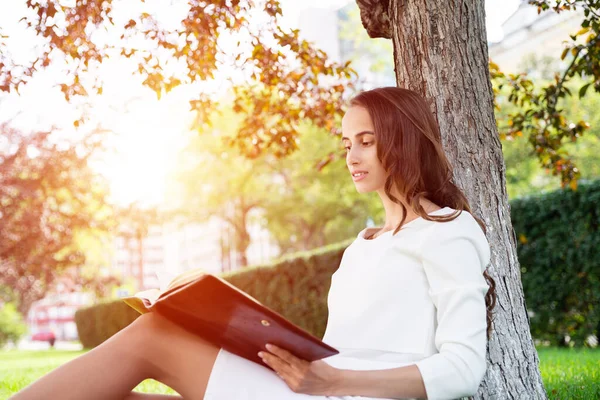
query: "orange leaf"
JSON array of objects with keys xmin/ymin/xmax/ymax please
[
  {"xmin": 519, "ymin": 234, "xmax": 528, "ymax": 244},
  {"xmin": 570, "ymin": 180, "xmax": 578, "ymax": 191}
]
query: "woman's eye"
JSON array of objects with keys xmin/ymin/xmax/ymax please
[
  {"xmin": 344, "ymin": 146, "xmax": 351, "ymax": 151},
  {"xmin": 362, "ymin": 141, "xmax": 373, "ymax": 146}
]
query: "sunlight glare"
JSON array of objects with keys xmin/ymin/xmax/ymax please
[{"xmin": 100, "ymin": 86, "xmax": 193, "ymax": 208}]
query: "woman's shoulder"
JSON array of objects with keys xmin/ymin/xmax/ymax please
[
  {"xmin": 406, "ymin": 207, "xmax": 484, "ymax": 234},
  {"xmin": 386, "ymin": 207, "xmax": 486, "ymax": 248},
  {"xmin": 424, "ymin": 208, "xmax": 486, "ymax": 239},
  {"xmin": 421, "ymin": 208, "xmax": 491, "ymax": 266},
  {"xmin": 439, "ymin": 208, "xmax": 484, "ymax": 231}
]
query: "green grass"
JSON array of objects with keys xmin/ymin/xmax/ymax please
[
  {"xmin": 537, "ymin": 347, "xmax": 600, "ymax": 400},
  {"xmin": 0, "ymin": 349, "xmax": 177, "ymax": 399},
  {"xmin": 0, "ymin": 347, "xmax": 598, "ymax": 399}
]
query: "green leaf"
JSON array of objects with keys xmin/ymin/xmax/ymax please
[{"xmin": 578, "ymin": 83, "xmax": 591, "ymax": 98}]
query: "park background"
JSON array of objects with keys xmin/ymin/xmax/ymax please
[{"xmin": 0, "ymin": 0, "xmax": 599, "ymax": 398}]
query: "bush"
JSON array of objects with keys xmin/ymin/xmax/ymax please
[
  {"xmin": 75, "ymin": 240, "xmax": 351, "ymax": 348},
  {"xmin": 74, "ymin": 300, "xmax": 141, "ymax": 348},
  {"xmin": 0, "ymin": 302, "xmax": 27, "ymax": 347},
  {"xmin": 512, "ymin": 179, "xmax": 600, "ymax": 346}
]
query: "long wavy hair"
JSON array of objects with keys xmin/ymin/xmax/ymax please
[{"xmin": 350, "ymin": 87, "xmax": 497, "ymax": 337}]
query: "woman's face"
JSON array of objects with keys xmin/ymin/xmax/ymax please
[{"xmin": 341, "ymin": 106, "xmax": 388, "ymax": 194}]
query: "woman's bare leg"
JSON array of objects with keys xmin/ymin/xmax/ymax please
[
  {"xmin": 123, "ymin": 393, "xmax": 182, "ymax": 399},
  {"xmin": 134, "ymin": 312, "xmax": 220, "ymax": 399},
  {"xmin": 123, "ymin": 394, "xmax": 182, "ymax": 399},
  {"xmin": 11, "ymin": 312, "xmax": 220, "ymax": 400}
]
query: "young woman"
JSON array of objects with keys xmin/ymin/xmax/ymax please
[{"xmin": 12, "ymin": 87, "xmax": 496, "ymax": 400}]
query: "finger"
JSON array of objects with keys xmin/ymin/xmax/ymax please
[
  {"xmin": 259, "ymin": 354, "xmax": 296, "ymax": 389},
  {"xmin": 259, "ymin": 351, "xmax": 292, "ymax": 375},
  {"xmin": 265, "ymin": 344, "xmax": 308, "ymax": 368}
]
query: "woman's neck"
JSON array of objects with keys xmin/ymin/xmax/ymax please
[{"xmin": 375, "ymin": 188, "xmax": 441, "ymax": 231}]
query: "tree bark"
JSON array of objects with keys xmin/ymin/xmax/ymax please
[{"xmin": 356, "ymin": 0, "xmax": 547, "ymax": 398}]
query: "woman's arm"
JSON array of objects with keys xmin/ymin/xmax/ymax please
[
  {"xmin": 412, "ymin": 215, "xmax": 491, "ymax": 399},
  {"xmin": 330, "ymin": 364, "xmax": 427, "ymax": 399},
  {"xmin": 260, "ymin": 345, "xmax": 427, "ymax": 399}
]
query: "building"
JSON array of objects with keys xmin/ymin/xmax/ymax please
[
  {"xmin": 488, "ymin": 1, "xmax": 584, "ymax": 73},
  {"xmin": 111, "ymin": 225, "xmax": 163, "ymax": 292},
  {"xmin": 109, "ymin": 213, "xmax": 280, "ymax": 295},
  {"xmin": 26, "ymin": 277, "xmax": 93, "ymax": 341},
  {"xmin": 160, "ymin": 211, "xmax": 279, "ymax": 289}
]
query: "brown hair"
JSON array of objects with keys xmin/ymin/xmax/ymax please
[{"xmin": 350, "ymin": 87, "xmax": 496, "ymax": 337}]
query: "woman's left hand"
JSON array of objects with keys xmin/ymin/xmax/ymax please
[{"xmin": 258, "ymin": 343, "xmax": 342, "ymax": 396}]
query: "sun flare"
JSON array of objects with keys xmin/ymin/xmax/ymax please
[{"xmin": 98, "ymin": 87, "xmax": 193, "ymax": 208}]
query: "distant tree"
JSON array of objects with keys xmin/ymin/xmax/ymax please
[
  {"xmin": 0, "ymin": 122, "xmax": 112, "ymax": 314},
  {"xmin": 263, "ymin": 123, "xmax": 380, "ymax": 253},
  {"xmin": 0, "ymin": 302, "xmax": 27, "ymax": 348},
  {"xmin": 172, "ymin": 106, "xmax": 277, "ymax": 268}
]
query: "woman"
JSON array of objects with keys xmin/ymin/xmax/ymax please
[{"xmin": 12, "ymin": 87, "xmax": 496, "ymax": 400}]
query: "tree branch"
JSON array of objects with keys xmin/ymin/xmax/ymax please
[{"xmin": 355, "ymin": 0, "xmax": 393, "ymax": 39}]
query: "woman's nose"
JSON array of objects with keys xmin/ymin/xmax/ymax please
[{"xmin": 347, "ymin": 152, "xmax": 359, "ymax": 167}]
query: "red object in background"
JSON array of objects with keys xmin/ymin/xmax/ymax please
[
  {"xmin": 27, "ymin": 297, "xmax": 87, "ymax": 341},
  {"xmin": 31, "ymin": 330, "xmax": 57, "ymax": 347},
  {"xmin": 31, "ymin": 331, "xmax": 56, "ymax": 341}
]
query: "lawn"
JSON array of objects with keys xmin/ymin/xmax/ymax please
[
  {"xmin": 0, "ymin": 347, "xmax": 598, "ymax": 399},
  {"xmin": 538, "ymin": 347, "xmax": 600, "ymax": 400},
  {"xmin": 0, "ymin": 350, "xmax": 177, "ymax": 399}
]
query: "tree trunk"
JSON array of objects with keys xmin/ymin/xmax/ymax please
[
  {"xmin": 355, "ymin": 0, "xmax": 547, "ymax": 398},
  {"xmin": 235, "ymin": 205, "xmax": 252, "ymax": 268}
]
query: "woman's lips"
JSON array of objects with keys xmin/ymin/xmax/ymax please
[{"xmin": 352, "ymin": 172, "xmax": 368, "ymax": 182}]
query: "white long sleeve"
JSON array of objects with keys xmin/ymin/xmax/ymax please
[
  {"xmin": 321, "ymin": 208, "xmax": 491, "ymax": 400},
  {"xmin": 414, "ymin": 215, "xmax": 491, "ymax": 399}
]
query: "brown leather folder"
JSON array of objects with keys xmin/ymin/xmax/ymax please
[{"xmin": 123, "ymin": 270, "xmax": 338, "ymax": 368}]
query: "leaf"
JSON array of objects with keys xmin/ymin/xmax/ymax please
[
  {"xmin": 519, "ymin": 234, "xmax": 528, "ymax": 244},
  {"xmin": 586, "ymin": 33, "xmax": 596, "ymax": 43},
  {"xmin": 570, "ymin": 180, "xmax": 578, "ymax": 191},
  {"xmin": 561, "ymin": 47, "xmax": 569, "ymax": 60},
  {"xmin": 575, "ymin": 27, "xmax": 590, "ymax": 37},
  {"xmin": 579, "ymin": 83, "xmax": 591, "ymax": 98}
]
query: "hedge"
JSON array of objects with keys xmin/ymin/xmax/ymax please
[
  {"xmin": 75, "ymin": 240, "xmax": 351, "ymax": 348},
  {"xmin": 512, "ymin": 179, "xmax": 600, "ymax": 346},
  {"xmin": 74, "ymin": 300, "xmax": 141, "ymax": 348},
  {"xmin": 76, "ymin": 181, "xmax": 600, "ymax": 348}
]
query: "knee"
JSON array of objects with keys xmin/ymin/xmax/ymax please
[
  {"xmin": 130, "ymin": 312, "xmax": 179, "ymax": 339},
  {"xmin": 123, "ymin": 313, "xmax": 170, "ymax": 351},
  {"xmin": 111, "ymin": 313, "xmax": 168, "ymax": 377},
  {"xmin": 131, "ymin": 312, "xmax": 161, "ymax": 332}
]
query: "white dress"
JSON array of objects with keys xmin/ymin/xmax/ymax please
[{"xmin": 203, "ymin": 207, "xmax": 491, "ymax": 400}]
